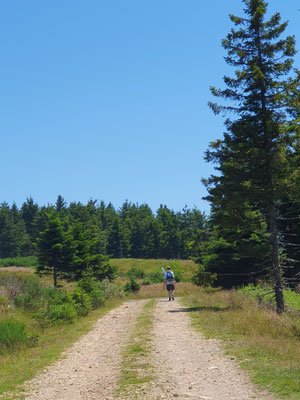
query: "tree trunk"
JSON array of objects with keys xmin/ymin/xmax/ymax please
[{"xmin": 269, "ymin": 201, "xmax": 285, "ymax": 313}]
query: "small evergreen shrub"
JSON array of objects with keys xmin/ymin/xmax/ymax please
[
  {"xmin": 72, "ymin": 288, "xmax": 92, "ymax": 316},
  {"xmin": 124, "ymin": 278, "xmax": 140, "ymax": 293},
  {"xmin": 142, "ymin": 277, "xmax": 151, "ymax": 285}
]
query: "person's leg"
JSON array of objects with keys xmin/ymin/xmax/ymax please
[
  {"xmin": 167, "ymin": 287, "xmax": 171, "ymax": 300},
  {"xmin": 172, "ymin": 289, "xmax": 175, "ymax": 300}
]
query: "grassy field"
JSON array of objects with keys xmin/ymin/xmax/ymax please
[
  {"xmin": 111, "ymin": 258, "xmax": 197, "ymax": 283},
  {"xmin": 183, "ymin": 287, "xmax": 300, "ymax": 399}
]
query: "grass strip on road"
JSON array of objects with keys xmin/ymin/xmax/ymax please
[
  {"xmin": 118, "ymin": 299, "xmax": 156, "ymax": 399},
  {"xmin": 182, "ymin": 287, "xmax": 300, "ymax": 400}
]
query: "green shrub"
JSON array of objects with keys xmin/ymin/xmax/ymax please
[
  {"xmin": 124, "ymin": 278, "xmax": 140, "ymax": 293},
  {"xmin": 127, "ymin": 268, "xmax": 145, "ymax": 280},
  {"xmin": 48, "ymin": 303, "xmax": 77, "ymax": 323},
  {"xmin": 89, "ymin": 289, "xmax": 105, "ymax": 308},
  {"xmin": 0, "ymin": 320, "xmax": 29, "ymax": 351},
  {"xmin": 142, "ymin": 277, "xmax": 151, "ymax": 285},
  {"xmin": 192, "ymin": 265, "xmax": 217, "ymax": 287},
  {"xmin": 98, "ymin": 278, "xmax": 125, "ymax": 298},
  {"xmin": 72, "ymin": 288, "xmax": 92, "ymax": 316},
  {"xmin": 147, "ymin": 272, "xmax": 162, "ymax": 284},
  {"xmin": 35, "ymin": 302, "xmax": 77, "ymax": 326}
]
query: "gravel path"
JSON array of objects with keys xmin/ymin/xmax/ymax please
[
  {"xmin": 24, "ymin": 301, "xmax": 146, "ymax": 400},
  {"xmin": 147, "ymin": 298, "xmax": 275, "ymax": 400},
  {"xmin": 23, "ymin": 298, "xmax": 275, "ymax": 400}
]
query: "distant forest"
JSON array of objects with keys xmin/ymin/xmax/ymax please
[{"xmin": 0, "ymin": 196, "xmax": 207, "ymax": 261}]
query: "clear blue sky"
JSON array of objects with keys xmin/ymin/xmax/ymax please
[{"xmin": 1, "ymin": 1, "xmax": 299, "ymax": 213}]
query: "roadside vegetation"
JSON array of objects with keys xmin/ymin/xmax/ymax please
[
  {"xmin": 183, "ymin": 287, "xmax": 300, "ymax": 399},
  {"xmin": 0, "ymin": 270, "xmax": 125, "ymax": 399}
]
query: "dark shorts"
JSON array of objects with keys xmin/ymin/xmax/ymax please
[{"xmin": 166, "ymin": 284, "xmax": 175, "ymax": 291}]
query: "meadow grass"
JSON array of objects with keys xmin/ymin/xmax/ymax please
[
  {"xmin": 118, "ymin": 299, "xmax": 156, "ymax": 398},
  {"xmin": 0, "ymin": 257, "xmax": 37, "ymax": 268},
  {"xmin": 111, "ymin": 258, "xmax": 197, "ymax": 283},
  {"xmin": 183, "ymin": 288, "xmax": 300, "ymax": 399}
]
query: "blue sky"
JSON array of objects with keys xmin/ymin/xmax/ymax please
[{"xmin": 1, "ymin": 1, "xmax": 299, "ymax": 213}]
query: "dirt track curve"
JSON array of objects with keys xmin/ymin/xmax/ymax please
[{"xmin": 23, "ymin": 298, "xmax": 275, "ymax": 400}]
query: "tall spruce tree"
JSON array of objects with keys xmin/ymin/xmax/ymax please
[{"xmin": 206, "ymin": 0, "xmax": 299, "ymax": 312}]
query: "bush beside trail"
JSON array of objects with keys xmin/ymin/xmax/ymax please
[{"xmin": 0, "ymin": 272, "xmax": 125, "ymax": 352}]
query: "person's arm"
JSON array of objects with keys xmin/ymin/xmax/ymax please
[{"xmin": 162, "ymin": 267, "xmax": 166, "ymax": 289}]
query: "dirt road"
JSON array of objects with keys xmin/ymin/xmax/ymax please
[{"xmin": 24, "ymin": 299, "xmax": 274, "ymax": 400}]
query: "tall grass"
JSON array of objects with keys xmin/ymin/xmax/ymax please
[
  {"xmin": 183, "ymin": 288, "xmax": 300, "ymax": 398},
  {"xmin": 0, "ymin": 320, "xmax": 29, "ymax": 351}
]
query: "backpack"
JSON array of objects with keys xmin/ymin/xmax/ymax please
[{"xmin": 166, "ymin": 270, "xmax": 173, "ymax": 281}]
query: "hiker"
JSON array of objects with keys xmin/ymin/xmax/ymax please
[{"xmin": 162, "ymin": 266, "xmax": 176, "ymax": 301}]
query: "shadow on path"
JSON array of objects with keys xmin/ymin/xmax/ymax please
[{"xmin": 167, "ymin": 306, "xmax": 230, "ymax": 313}]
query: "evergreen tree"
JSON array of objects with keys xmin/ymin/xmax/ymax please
[
  {"xmin": 36, "ymin": 212, "xmax": 75, "ymax": 286},
  {"xmin": 206, "ymin": 0, "xmax": 299, "ymax": 312}
]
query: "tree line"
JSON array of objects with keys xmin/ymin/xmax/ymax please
[{"xmin": 0, "ymin": 196, "xmax": 207, "ymax": 262}]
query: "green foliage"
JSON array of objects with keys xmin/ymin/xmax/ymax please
[
  {"xmin": 124, "ymin": 278, "xmax": 140, "ymax": 293},
  {"xmin": 98, "ymin": 278, "xmax": 125, "ymax": 299},
  {"xmin": 36, "ymin": 302, "xmax": 77, "ymax": 326},
  {"xmin": 147, "ymin": 272, "xmax": 161, "ymax": 284},
  {"xmin": 127, "ymin": 267, "xmax": 145, "ymax": 280},
  {"xmin": 239, "ymin": 284, "xmax": 300, "ymax": 311},
  {"xmin": 192, "ymin": 265, "xmax": 217, "ymax": 287},
  {"xmin": 0, "ymin": 256, "xmax": 38, "ymax": 268},
  {"xmin": 76, "ymin": 276, "xmax": 105, "ymax": 308},
  {"xmin": 71, "ymin": 288, "xmax": 92, "ymax": 316},
  {"xmin": 205, "ymin": 0, "xmax": 300, "ymax": 295},
  {"xmin": 0, "ymin": 320, "xmax": 29, "ymax": 351},
  {"xmin": 35, "ymin": 211, "xmax": 75, "ymax": 286}
]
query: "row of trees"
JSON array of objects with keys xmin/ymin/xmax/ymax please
[
  {"xmin": 197, "ymin": 0, "xmax": 300, "ymax": 312},
  {"xmin": 0, "ymin": 197, "xmax": 207, "ymax": 261}
]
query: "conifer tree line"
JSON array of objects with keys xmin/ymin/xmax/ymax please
[
  {"xmin": 199, "ymin": 0, "xmax": 300, "ymax": 312},
  {"xmin": 0, "ymin": 196, "xmax": 207, "ymax": 261}
]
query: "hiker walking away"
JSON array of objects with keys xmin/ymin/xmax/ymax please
[{"xmin": 162, "ymin": 266, "xmax": 176, "ymax": 301}]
